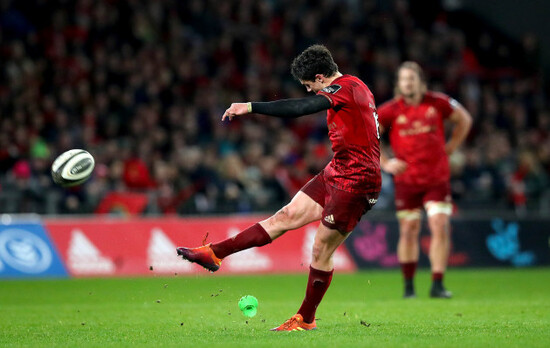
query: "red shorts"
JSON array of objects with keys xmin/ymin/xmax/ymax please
[
  {"xmin": 394, "ymin": 181, "xmax": 452, "ymax": 211},
  {"xmin": 301, "ymin": 173, "xmax": 379, "ymax": 234}
]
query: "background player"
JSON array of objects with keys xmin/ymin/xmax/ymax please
[
  {"xmin": 176, "ymin": 45, "xmax": 381, "ymax": 330},
  {"xmin": 377, "ymin": 61, "xmax": 472, "ymax": 299}
]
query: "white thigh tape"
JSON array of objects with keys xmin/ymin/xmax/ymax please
[
  {"xmin": 424, "ymin": 201, "xmax": 452, "ymax": 216},
  {"xmin": 396, "ymin": 209, "xmax": 422, "ymax": 220}
]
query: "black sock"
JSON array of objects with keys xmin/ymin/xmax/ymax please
[
  {"xmin": 405, "ymin": 278, "xmax": 414, "ymax": 292},
  {"xmin": 432, "ymin": 279, "xmax": 443, "ymax": 288}
]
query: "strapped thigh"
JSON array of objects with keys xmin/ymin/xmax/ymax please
[
  {"xmin": 396, "ymin": 208, "xmax": 422, "ymax": 221},
  {"xmin": 424, "ymin": 201, "xmax": 452, "ymax": 217}
]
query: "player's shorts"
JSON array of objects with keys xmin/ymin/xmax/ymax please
[
  {"xmin": 394, "ymin": 181, "xmax": 452, "ymax": 220},
  {"xmin": 301, "ymin": 173, "xmax": 379, "ymax": 234}
]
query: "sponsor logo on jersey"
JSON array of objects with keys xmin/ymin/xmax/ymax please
[
  {"xmin": 396, "ymin": 114, "xmax": 408, "ymax": 124},
  {"xmin": 321, "ymin": 84, "xmax": 341, "ymax": 94},
  {"xmin": 425, "ymin": 106, "xmax": 437, "ymax": 118},
  {"xmin": 399, "ymin": 124, "xmax": 437, "ymax": 136},
  {"xmin": 324, "ymin": 214, "xmax": 335, "ymax": 224}
]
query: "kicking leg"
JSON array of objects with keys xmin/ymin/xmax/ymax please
[{"xmin": 177, "ymin": 191, "xmax": 322, "ymax": 271}]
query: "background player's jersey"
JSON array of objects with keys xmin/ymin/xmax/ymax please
[
  {"xmin": 317, "ymin": 74, "xmax": 381, "ymax": 194},
  {"xmin": 378, "ymin": 91, "xmax": 455, "ymax": 186}
]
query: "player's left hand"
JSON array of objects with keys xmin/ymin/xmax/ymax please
[
  {"xmin": 383, "ymin": 158, "xmax": 407, "ymax": 175},
  {"xmin": 222, "ymin": 103, "xmax": 250, "ymax": 121}
]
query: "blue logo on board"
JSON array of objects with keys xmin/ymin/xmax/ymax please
[
  {"xmin": 0, "ymin": 223, "xmax": 67, "ymax": 277},
  {"xmin": 486, "ymin": 219, "xmax": 535, "ymax": 266}
]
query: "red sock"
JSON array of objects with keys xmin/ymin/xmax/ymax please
[
  {"xmin": 210, "ymin": 223, "xmax": 272, "ymax": 259},
  {"xmin": 432, "ymin": 272, "xmax": 443, "ymax": 281},
  {"xmin": 401, "ymin": 261, "xmax": 417, "ymax": 280},
  {"xmin": 297, "ymin": 266, "xmax": 334, "ymax": 324}
]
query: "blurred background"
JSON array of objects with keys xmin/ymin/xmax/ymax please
[
  {"xmin": 1, "ymin": 0, "xmax": 549, "ymax": 217},
  {"xmin": 1, "ymin": 5, "xmax": 549, "ymax": 345}
]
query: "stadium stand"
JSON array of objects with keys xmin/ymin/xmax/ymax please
[{"xmin": 0, "ymin": 0, "xmax": 548, "ymax": 215}]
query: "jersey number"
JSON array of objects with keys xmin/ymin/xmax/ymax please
[{"xmin": 373, "ymin": 110, "xmax": 380, "ymax": 139}]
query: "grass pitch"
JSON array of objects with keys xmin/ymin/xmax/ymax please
[{"xmin": 1, "ymin": 268, "xmax": 549, "ymax": 347}]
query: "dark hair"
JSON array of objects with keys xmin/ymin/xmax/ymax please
[{"xmin": 291, "ymin": 44, "xmax": 339, "ymax": 81}]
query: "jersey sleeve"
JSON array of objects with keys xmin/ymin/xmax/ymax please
[
  {"xmin": 376, "ymin": 100, "xmax": 396, "ymax": 130},
  {"xmin": 431, "ymin": 92, "xmax": 457, "ymax": 119},
  {"xmin": 317, "ymin": 82, "xmax": 350, "ymax": 108}
]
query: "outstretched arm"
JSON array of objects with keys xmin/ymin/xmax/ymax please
[{"xmin": 222, "ymin": 95, "xmax": 331, "ymax": 121}]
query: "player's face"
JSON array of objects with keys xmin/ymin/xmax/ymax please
[
  {"xmin": 397, "ymin": 68, "xmax": 422, "ymax": 98},
  {"xmin": 300, "ymin": 79, "xmax": 324, "ymax": 93}
]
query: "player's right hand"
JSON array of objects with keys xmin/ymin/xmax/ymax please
[
  {"xmin": 383, "ymin": 158, "xmax": 407, "ymax": 175},
  {"xmin": 222, "ymin": 103, "xmax": 249, "ymax": 121}
]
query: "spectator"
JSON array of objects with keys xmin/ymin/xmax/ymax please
[{"xmin": 0, "ymin": 0, "xmax": 548, "ymax": 215}]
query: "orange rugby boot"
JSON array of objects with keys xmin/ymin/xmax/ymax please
[
  {"xmin": 176, "ymin": 243, "xmax": 222, "ymax": 272},
  {"xmin": 270, "ymin": 314, "xmax": 317, "ymax": 331}
]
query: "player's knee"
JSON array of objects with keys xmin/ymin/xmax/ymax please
[
  {"xmin": 430, "ymin": 226, "xmax": 449, "ymax": 240},
  {"xmin": 400, "ymin": 234, "xmax": 417, "ymax": 247},
  {"xmin": 271, "ymin": 205, "xmax": 298, "ymax": 227},
  {"xmin": 400, "ymin": 221, "xmax": 420, "ymax": 241},
  {"xmin": 311, "ymin": 241, "xmax": 328, "ymax": 263},
  {"xmin": 429, "ymin": 215, "xmax": 449, "ymax": 238},
  {"xmin": 311, "ymin": 244, "xmax": 321, "ymax": 263},
  {"xmin": 311, "ymin": 233, "xmax": 333, "ymax": 263}
]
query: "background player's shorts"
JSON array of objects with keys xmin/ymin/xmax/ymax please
[
  {"xmin": 301, "ymin": 173, "xmax": 379, "ymax": 234},
  {"xmin": 394, "ymin": 181, "xmax": 452, "ymax": 220}
]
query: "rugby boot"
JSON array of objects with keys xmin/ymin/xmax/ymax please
[
  {"xmin": 176, "ymin": 243, "xmax": 222, "ymax": 272},
  {"xmin": 271, "ymin": 314, "xmax": 317, "ymax": 331},
  {"xmin": 403, "ymin": 280, "xmax": 416, "ymax": 299},
  {"xmin": 403, "ymin": 288, "xmax": 417, "ymax": 299},
  {"xmin": 430, "ymin": 283, "xmax": 453, "ymax": 298}
]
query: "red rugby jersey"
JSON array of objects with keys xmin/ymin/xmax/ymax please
[
  {"xmin": 377, "ymin": 91, "xmax": 455, "ymax": 186},
  {"xmin": 317, "ymin": 74, "xmax": 381, "ymax": 194}
]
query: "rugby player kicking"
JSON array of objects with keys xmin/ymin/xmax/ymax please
[{"xmin": 176, "ymin": 45, "xmax": 381, "ymax": 330}]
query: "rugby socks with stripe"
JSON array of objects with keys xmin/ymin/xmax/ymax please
[
  {"xmin": 297, "ymin": 266, "xmax": 334, "ymax": 324},
  {"xmin": 210, "ymin": 223, "xmax": 272, "ymax": 259},
  {"xmin": 401, "ymin": 261, "xmax": 417, "ymax": 293},
  {"xmin": 401, "ymin": 261, "xmax": 417, "ymax": 279},
  {"xmin": 432, "ymin": 272, "xmax": 444, "ymax": 286}
]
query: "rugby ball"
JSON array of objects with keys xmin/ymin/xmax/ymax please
[{"xmin": 51, "ymin": 149, "xmax": 95, "ymax": 187}]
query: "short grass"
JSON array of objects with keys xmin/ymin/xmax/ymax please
[{"xmin": 1, "ymin": 268, "xmax": 549, "ymax": 347}]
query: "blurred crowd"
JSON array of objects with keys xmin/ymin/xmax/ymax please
[{"xmin": 1, "ymin": 0, "xmax": 548, "ymax": 215}]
